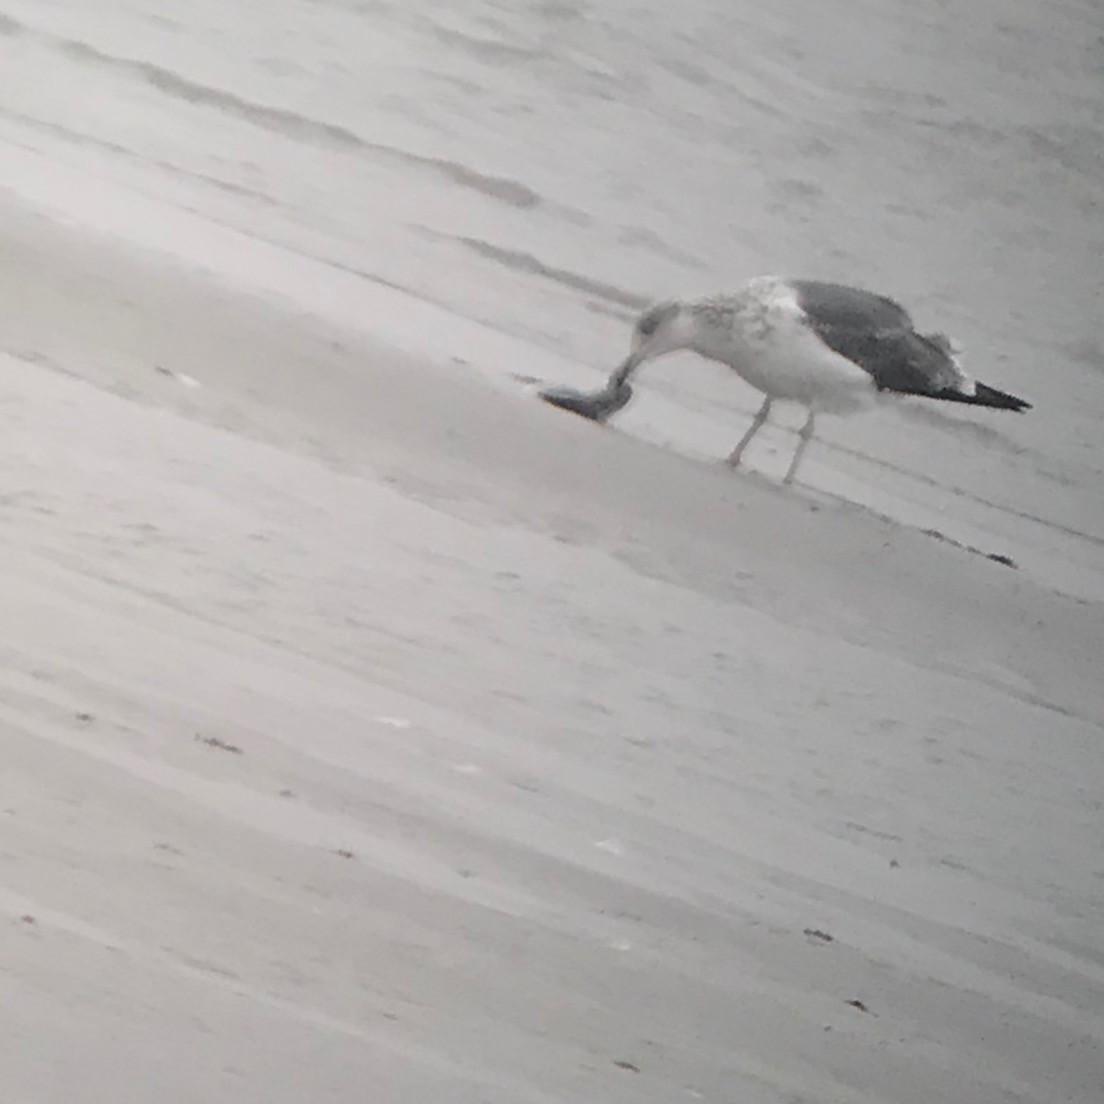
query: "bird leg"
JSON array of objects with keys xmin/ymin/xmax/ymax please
[
  {"xmin": 726, "ymin": 396, "xmax": 772, "ymax": 468},
  {"xmin": 783, "ymin": 409, "xmax": 816, "ymax": 485}
]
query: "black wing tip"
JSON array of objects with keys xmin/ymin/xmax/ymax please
[
  {"xmin": 888, "ymin": 381, "xmax": 1033, "ymax": 412},
  {"xmin": 973, "ymin": 382, "xmax": 1032, "ymax": 412}
]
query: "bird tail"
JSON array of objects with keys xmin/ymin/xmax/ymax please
[
  {"xmin": 914, "ymin": 332, "xmax": 1031, "ymax": 412},
  {"xmin": 935, "ymin": 382, "xmax": 1032, "ymax": 412}
]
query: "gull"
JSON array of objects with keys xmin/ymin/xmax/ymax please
[{"xmin": 540, "ymin": 275, "xmax": 1030, "ymax": 484}]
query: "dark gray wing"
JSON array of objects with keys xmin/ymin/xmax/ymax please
[{"xmin": 789, "ymin": 280, "xmax": 962, "ymax": 396}]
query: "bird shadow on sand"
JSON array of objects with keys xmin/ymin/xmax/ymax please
[{"xmin": 895, "ymin": 401, "xmax": 1031, "ymax": 456}]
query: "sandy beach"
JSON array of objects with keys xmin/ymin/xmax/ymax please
[{"xmin": 2, "ymin": 2, "xmax": 1102, "ymax": 1101}]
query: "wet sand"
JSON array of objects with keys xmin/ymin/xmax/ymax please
[{"xmin": 2, "ymin": 1, "xmax": 1103, "ymax": 1100}]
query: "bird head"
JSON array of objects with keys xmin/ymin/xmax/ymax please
[{"xmin": 611, "ymin": 300, "xmax": 690, "ymax": 386}]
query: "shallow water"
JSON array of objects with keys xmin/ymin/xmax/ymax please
[{"xmin": 2, "ymin": 0, "xmax": 1102, "ymax": 593}]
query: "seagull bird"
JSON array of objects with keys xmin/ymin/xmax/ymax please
[{"xmin": 540, "ymin": 275, "xmax": 1030, "ymax": 484}]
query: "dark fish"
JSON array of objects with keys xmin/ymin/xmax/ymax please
[{"xmin": 539, "ymin": 381, "xmax": 634, "ymax": 422}]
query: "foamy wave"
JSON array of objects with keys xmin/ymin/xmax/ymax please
[{"xmin": 16, "ymin": 17, "xmax": 548, "ymax": 212}]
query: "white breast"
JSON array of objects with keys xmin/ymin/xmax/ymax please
[{"xmin": 699, "ymin": 277, "xmax": 878, "ymax": 413}]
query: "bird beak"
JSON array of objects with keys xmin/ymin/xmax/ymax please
[{"xmin": 610, "ymin": 352, "xmax": 641, "ymax": 389}]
